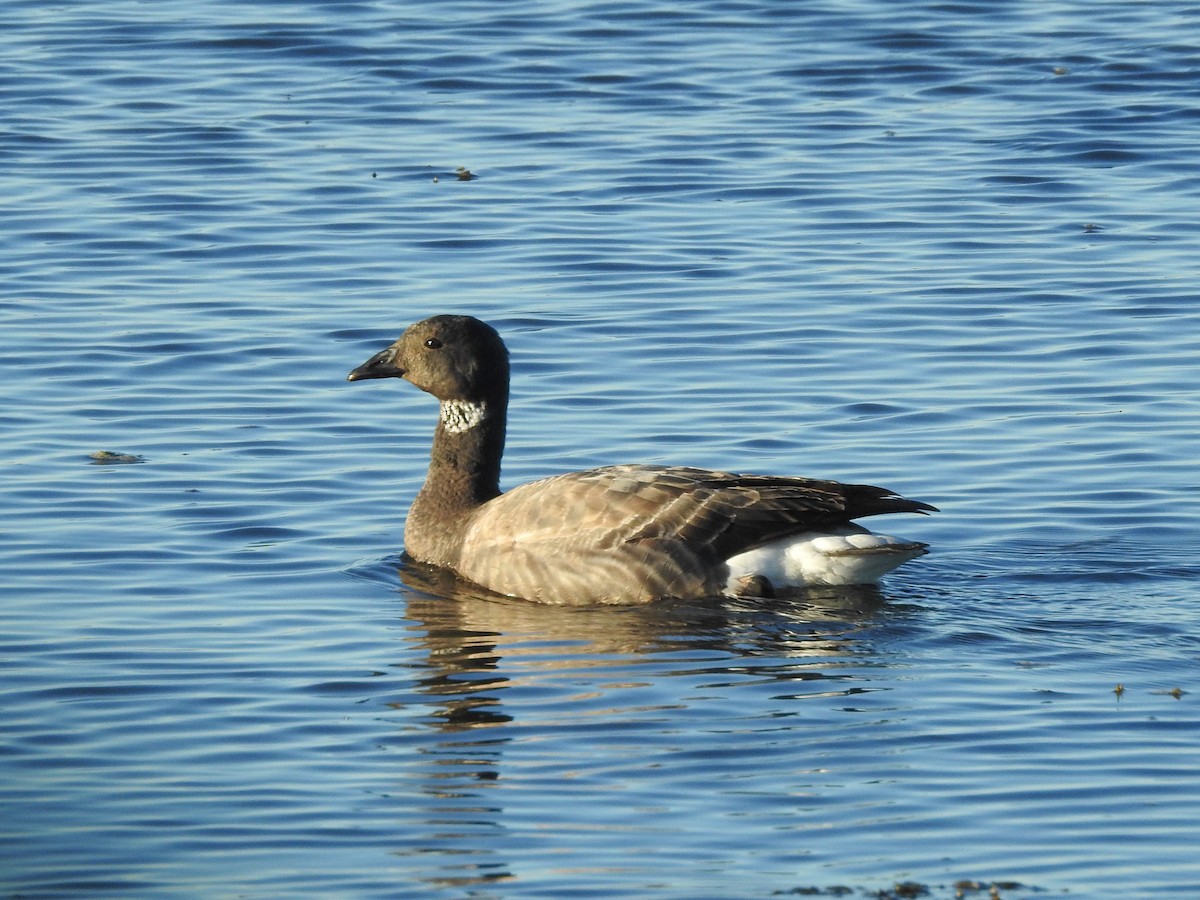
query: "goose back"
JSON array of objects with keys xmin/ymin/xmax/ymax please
[{"xmin": 454, "ymin": 463, "xmax": 933, "ymax": 605}]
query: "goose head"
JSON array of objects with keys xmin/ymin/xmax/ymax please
[{"xmin": 347, "ymin": 314, "xmax": 509, "ymax": 403}]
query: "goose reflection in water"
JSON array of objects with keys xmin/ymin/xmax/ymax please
[{"xmin": 383, "ymin": 559, "xmax": 917, "ymax": 892}]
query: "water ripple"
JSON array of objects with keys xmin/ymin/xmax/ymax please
[{"xmin": 3, "ymin": 1, "xmax": 1200, "ymax": 897}]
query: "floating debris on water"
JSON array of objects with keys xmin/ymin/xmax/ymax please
[
  {"xmin": 89, "ymin": 450, "xmax": 145, "ymax": 465},
  {"xmin": 1153, "ymin": 687, "xmax": 1186, "ymax": 699},
  {"xmin": 772, "ymin": 879, "xmax": 1026, "ymax": 899},
  {"xmin": 954, "ymin": 881, "xmax": 1024, "ymax": 899}
]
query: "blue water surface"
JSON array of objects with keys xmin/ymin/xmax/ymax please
[{"xmin": 3, "ymin": 1, "xmax": 1199, "ymax": 897}]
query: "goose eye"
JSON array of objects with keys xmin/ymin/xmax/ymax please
[{"xmin": 424, "ymin": 337, "xmax": 443, "ymax": 349}]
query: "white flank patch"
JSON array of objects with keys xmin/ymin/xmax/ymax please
[
  {"xmin": 724, "ymin": 524, "xmax": 928, "ymax": 592},
  {"xmin": 440, "ymin": 399, "xmax": 487, "ymax": 434}
]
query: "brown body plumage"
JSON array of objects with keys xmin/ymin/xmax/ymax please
[{"xmin": 349, "ymin": 315, "xmax": 935, "ymax": 605}]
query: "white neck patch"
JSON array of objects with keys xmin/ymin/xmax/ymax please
[{"xmin": 440, "ymin": 399, "xmax": 487, "ymax": 434}]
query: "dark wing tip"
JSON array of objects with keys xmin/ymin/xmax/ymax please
[{"xmin": 843, "ymin": 484, "xmax": 938, "ymax": 519}]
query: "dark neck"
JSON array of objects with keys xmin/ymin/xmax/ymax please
[
  {"xmin": 423, "ymin": 397, "xmax": 507, "ymax": 508},
  {"xmin": 405, "ymin": 393, "xmax": 507, "ymax": 567}
]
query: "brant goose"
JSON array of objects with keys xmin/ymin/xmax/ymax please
[{"xmin": 349, "ymin": 315, "xmax": 935, "ymax": 605}]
